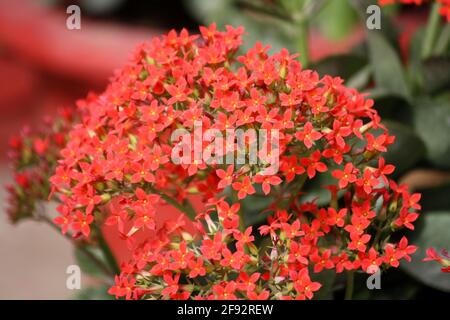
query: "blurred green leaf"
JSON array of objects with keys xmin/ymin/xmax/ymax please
[
  {"xmin": 417, "ymin": 183, "xmax": 450, "ymax": 213},
  {"xmin": 421, "ymin": 57, "xmax": 450, "ymax": 95},
  {"xmin": 401, "ymin": 212, "xmax": 450, "ymax": 292},
  {"xmin": 310, "ymin": 269, "xmax": 336, "ymax": 300},
  {"xmin": 408, "ymin": 27, "xmax": 426, "ymax": 92},
  {"xmin": 241, "ymin": 193, "xmax": 273, "ymax": 226},
  {"xmin": 74, "ymin": 285, "xmax": 114, "ymax": 300},
  {"xmin": 346, "ymin": 65, "xmax": 372, "ymax": 90},
  {"xmin": 312, "ymin": 54, "xmax": 367, "ymax": 80},
  {"xmin": 413, "ymin": 97, "xmax": 450, "ymax": 169},
  {"xmin": 316, "ymin": 0, "xmax": 358, "ymax": 41},
  {"xmin": 371, "ymin": 92, "xmax": 414, "ymax": 125},
  {"xmin": 74, "ymin": 247, "xmax": 108, "ymax": 278},
  {"xmin": 433, "ymin": 24, "xmax": 450, "ymax": 55},
  {"xmin": 382, "ymin": 121, "xmax": 426, "ymax": 177},
  {"xmin": 302, "ymin": 170, "xmax": 335, "ymax": 206},
  {"xmin": 366, "ymin": 31, "xmax": 410, "ymax": 98}
]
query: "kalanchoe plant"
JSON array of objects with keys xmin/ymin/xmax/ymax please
[{"xmin": 7, "ymin": 25, "xmax": 424, "ymax": 300}]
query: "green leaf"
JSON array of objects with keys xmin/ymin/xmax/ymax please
[
  {"xmin": 417, "ymin": 183, "xmax": 450, "ymax": 213},
  {"xmin": 370, "ymin": 91, "xmax": 414, "ymax": 125},
  {"xmin": 241, "ymin": 193, "xmax": 273, "ymax": 226},
  {"xmin": 413, "ymin": 97, "xmax": 450, "ymax": 169},
  {"xmin": 382, "ymin": 121, "xmax": 426, "ymax": 177},
  {"xmin": 408, "ymin": 27, "xmax": 426, "ymax": 92},
  {"xmin": 401, "ymin": 212, "xmax": 450, "ymax": 292},
  {"xmin": 349, "ymin": 0, "xmax": 408, "ymax": 97},
  {"xmin": 310, "ymin": 269, "xmax": 336, "ymax": 300},
  {"xmin": 433, "ymin": 24, "xmax": 450, "ymax": 55},
  {"xmin": 346, "ymin": 65, "xmax": 372, "ymax": 90},
  {"xmin": 421, "ymin": 57, "xmax": 450, "ymax": 95},
  {"xmin": 74, "ymin": 285, "xmax": 114, "ymax": 300},
  {"xmin": 366, "ymin": 31, "xmax": 410, "ymax": 98},
  {"xmin": 74, "ymin": 247, "xmax": 108, "ymax": 278},
  {"xmin": 312, "ymin": 54, "xmax": 367, "ymax": 80},
  {"xmin": 302, "ymin": 170, "xmax": 336, "ymax": 206},
  {"xmin": 316, "ymin": 0, "xmax": 358, "ymax": 41}
]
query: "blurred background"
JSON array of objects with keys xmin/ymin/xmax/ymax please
[{"xmin": 1, "ymin": 0, "xmax": 449, "ymax": 299}]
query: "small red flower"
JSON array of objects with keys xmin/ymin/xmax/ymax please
[
  {"xmin": 397, "ymin": 236, "xmax": 417, "ymax": 262},
  {"xmin": 326, "ymin": 208, "xmax": 347, "ymax": 227},
  {"xmin": 332, "ymin": 163, "xmax": 357, "ymax": 189},
  {"xmin": 383, "ymin": 245, "xmax": 401, "ymax": 268},
  {"xmin": 300, "ymin": 150, "xmax": 327, "ymax": 179},
  {"xmin": 216, "ymin": 165, "xmax": 234, "ymax": 189},
  {"xmin": 237, "ymin": 272, "xmax": 260, "ymax": 292},
  {"xmin": 253, "ymin": 174, "xmax": 282, "ymax": 195},
  {"xmin": 291, "ymin": 268, "xmax": 321, "ymax": 300},
  {"xmin": 348, "ymin": 233, "xmax": 371, "ymax": 252},
  {"xmin": 295, "ymin": 122, "xmax": 322, "ymax": 149},
  {"xmin": 72, "ymin": 210, "xmax": 94, "ymax": 237},
  {"xmin": 188, "ymin": 258, "xmax": 206, "ymax": 278},
  {"xmin": 232, "ymin": 176, "xmax": 256, "ymax": 199},
  {"xmin": 162, "ymin": 272, "xmax": 180, "ymax": 297},
  {"xmin": 394, "ymin": 209, "xmax": 419, "ymax": 230},
  {"xmin": 310, "ymin": 249, "xmax": 334, "ymax": 273}
]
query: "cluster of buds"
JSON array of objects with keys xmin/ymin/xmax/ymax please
[{"xmin": 7, "ymin": 25, "xmax": 424, "ymax": 299}]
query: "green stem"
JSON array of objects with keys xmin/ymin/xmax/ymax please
[
  {"xmin": 76, "ymin": 246, "xmax": 115, "ymax": 279},
  {"xmin": 150, "ymin": 187, "xmax": 196, "ymax": 221},
  {"xmin": 160, "ymin": 193, "xmax": 197, "ymax": 221},
  {"xmin": 422, "ymin": 2, "xmax": 442, "ymax": 59},
  {"xmin": 40, "ymin": 215, "xmax": 114, "ymax": 278},
  {"xmin": 93, "ymin": 224, "xmax": 121, "ymax": 275},
  {"xmin": 344, "ymin": 270, "xmax": 355, "ymax": 300},
  {"xmin": 182, "ymin": 198, "xmax": 198, "ymax": 221},
  {"xmin": 286, "ymin": 174, "xmax": 308, "ymax": 207},
  {"xmin": 297, "ymin": 20, "xmax": 310, "ymax": 67}
]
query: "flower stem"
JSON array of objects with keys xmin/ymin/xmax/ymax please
[
  {"xmin": 344, "ymin": 270, "xmax": 355, "ymax": 300},
  {"xmin": 40, "ymin": 215, "xmax": 114, "ymax": 278},
  {"xmin": 150, "ymin": 188, "xmax": 196, "ymax": 221},
  {"xmin": 93, "ymin": 224, "xmax": 121, "ymax": 275},
  {"xmin": 422, "ymin": 2, "xmax": 442, "ymax": 59},
  {"xmin": 297, "ymin": 20, "xmax": 310, "ymax": 67},
  {"xmin": 287, "ymin": 174, "xmax": 308, "ymax": 206}
]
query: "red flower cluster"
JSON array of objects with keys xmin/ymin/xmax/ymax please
[
  {"xmin": 379, "ymin": 0, "xmax": 450, "ymax": 21},
  {"xmin": 8, "ymin": 25, "xmax": 422, "ymax": 300},
  {"xmin": 6, "ymin": 108, "xmax": 77, "ymax": 223}
]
